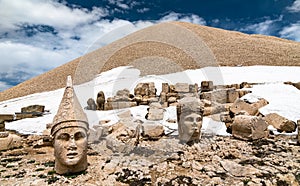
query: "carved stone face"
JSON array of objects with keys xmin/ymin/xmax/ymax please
[
  {"xmin": 53, "ymin": 123, "xmax": 88, "ymax": 174},
  {"xmin": 179, "ymin": 112, "xmax": 202, "ymax": 143}
]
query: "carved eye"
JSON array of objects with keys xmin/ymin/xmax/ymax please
[
  {"xmin": 185, "ymin": 117, "xmax": 194, "ymax": 122},
  {"xmin": 57, "ymin": 133, "xmax": 70, "ymax": 141},
  {"xmin": 196, "ymin": 117, "xmax": 202, "ymax": 122},
  {"xmin": 74, "ymin": 132, "xmax": 86, "ymax": 140}
]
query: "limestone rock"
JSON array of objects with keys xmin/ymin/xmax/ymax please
[
  {"xmin": 0, "ymin": 114, "xmax": 14, "ymax": 122},
  {"xmin": 0, "ymin": 134, "xmax": 22, "ymax": 151},
  {"xmin": 265, "ymin": 113, "xmax": 296, "ymax": 133},
  {"xmin": 232, "ymin": 115, "xmax": 269, "ymax": 141},
  {"xmin": 227, "ymin": 88, "xmax": 239, "ymax": 103},
  {"xmin": 142, "ymin": 122, "xmax": 164, "ymax": 140},
  {"xmin": 230, "ymin": 98, "xmax": 268, "ymax": 116},
  {"xmin": 174, "ymin": 83, "xmax": 190, "ymax": 93},
  {"xmin": 220, "ymin": 160, "xmax": 260, "ymax": 177},
  {"xmin": 21, "ymin": 105, "xmax": 45, "ymax": 113}
]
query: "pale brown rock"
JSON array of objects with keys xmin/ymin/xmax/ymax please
[
  {"xmin": 21, "ymin": 105, "xmax": 45, "ymax": 113},
  {"xmin": 0, "ymin": 133, "xmax": 22, "ymax": 151},
  {"xmin": 86, "ymin": 98, "xmax": 97, "ymax": 110},
  {"xmin": 232, "ymin": 115, "xmax": 269, "ymax": 141},
  {"xmin": 265, "ymin": 113, "xmax": 296, "ymax": 133},
  {"xmin": 174, "ymin": 83, "xmax": 190, "ymax": 93},
  {"xmin": 96, "ymin": 91, "xmax": 105, "ymax": 110},
  {"xmin": 230, "ymin": 98, "xmax": 268, "ymax": 116},
  {"xmin": 142, "ymin": 122, "xmax": 164, "ymax": 140},
  {"xmin": 298, "ymin": 120, "xmax": 300, "ymax": 144},
  {"xmin": 227, "ymin": 88, "xmax": 239, "ymax": 103},
  {"xmin": 220, "ymin": 160, "xmax": 260, "ymax": 177}
]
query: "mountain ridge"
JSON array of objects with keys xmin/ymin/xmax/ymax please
[{"xmin": 1, "ymin": 21, "xmax": 300, "ymax": 102}]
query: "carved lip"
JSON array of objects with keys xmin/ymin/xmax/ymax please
[{"xmin": 67, "ymin": 152, "xmax": 78, "ymax": 158}]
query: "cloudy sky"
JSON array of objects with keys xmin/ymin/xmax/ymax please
[{"xmin": 0, "ymin": 0, "xmax": 300, "ymax": 91}]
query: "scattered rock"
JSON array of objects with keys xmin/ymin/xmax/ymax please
[
  {"xmin": 265, "ymin": 113, "xmax": 296, "ymax": 133},
  {"xmin": 220, "ymin": 160, "xmax": 261, "ymax": 177},
  {"xmin": 142, "ymin": 122, "xmax": 164, "ymax": 140}
]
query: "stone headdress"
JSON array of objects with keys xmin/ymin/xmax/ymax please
[
  {"xmin": 51, "ymin": 76, "xmax": 89, "ymax": 136},
  {"xmin": 176, "ymin": 97, "xmax": 204, "ymax": 122}
]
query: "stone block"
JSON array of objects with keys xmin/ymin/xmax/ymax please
[
  {"xmin": 147, "ymin": 109, "xmax": 164, "ymax": 121},
  {"xmin": 230, "ymin": 99, "xmax": 259, "ymax": 116},
  {"xmin": 0, "ymin": 114, "xmax": 14, "ymax": 121},
  {"xmin": 203, "ymin": 105, "xmax": 227, "ymax": 116},
  {"xmin": 21, "ymin": 105, "xmax": 45, "ymax": 113},
  {"xmin": 201, "ymin": 81, "xmax": 213, "ymax": 92},
  {"xmin": 189, "ymin": 83, "xmax": 199, "ymax": 93},
  {"xmin": 0, "ymin": 134, "xmax": 22, "ymax": 151},
  {"xmin": 238, "ymin": 90, "xmax": 252, "ymax": 98},
  {"xmin": 142, "ymin": 122, "xmax": 164, "ymax": 140},
  {"xmin": 227, "ymin": 88, "xmax": 239, "ymax": 103},
  {"xmin": 201, "ymin": 89, "xmax": 228, "ymax": 104},
  {"xmin": 162, "ymin": 83, "xmax": 169, "ymax": 93},
  {"xmin": 175, "ymin": 83, "xmax": 190, "ymax": 93},
  {"xmin": 265, "ymin": 113, "xmax": 296, "ymax": 133},
  {"xmin": 232, "ymin": 115, "xmax": 269, "ymax": 141}
]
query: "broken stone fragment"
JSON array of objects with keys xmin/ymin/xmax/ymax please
[
  {"xmin": 142, "ymin": 122, "xmax": 164, "ymax": 140},
  {"xmin": 201, "ymin": 81, "xmax": 213, "ymax": 92},
  {"xmin": 0, "ymin": 133, "xmax": 22, "ymax": 151},
  {"xmin": 220, "ymin": 160, "xmax": 261, "ymax": 177},
  {"xmin": 230, "ymin": 98, "xmax": 268, "ymax": 116},
  {"xmin": 232, "ymin": 115, "xmax": 269, "ymax": 141},
  {"xmin": 265, "ymin": 113, "xmax": 296, "ymax": 133},
  {"xmin": 21, "ymin": 105, "xmax": 45, "ymax": 113}
]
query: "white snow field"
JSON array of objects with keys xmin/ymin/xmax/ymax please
[{"xmin": 1, "ymin": 65, "xmax": 300, "ymax": 135}]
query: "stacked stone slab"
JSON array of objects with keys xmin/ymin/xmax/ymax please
[
  {"xmin": 16, "ymin": 105, "xmax": 45, "ymax": 120},
  {"xmin": 105, "ymin": 89, "xmax": 137, "ymax": 110},
  {"xmin": 221, "ymin": 98, "xmax": 269, "ymax": 134},
  {"xmin": 159, "ymin": 83, "xmax": 199, "ymax": 107},
  {"xmin": 200, "ymin": 88, "xmax": 240, "ymax": 104},
  {"xmin": 134, "ymin": 82, "xmax": 157, "ymax": 105}
]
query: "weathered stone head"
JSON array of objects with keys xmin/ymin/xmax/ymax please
[
  {"xmin": 177, "ymin": 97, "xmax": 203, "ymax": 143},
  {"xmin": 51, "ymin": 76, "xmax": 89, "ymax": 175}
]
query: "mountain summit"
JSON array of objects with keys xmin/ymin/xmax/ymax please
[{"xmin": 1, "ymin": 21, "xmax": 300, "ymax": 101}]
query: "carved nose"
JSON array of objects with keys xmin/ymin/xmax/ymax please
[{"xmin": 67, "ymin": 138, "xmax": 77, "ymax": 150}]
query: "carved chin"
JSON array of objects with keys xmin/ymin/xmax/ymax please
[{"xmin": 64, "ymin": 157, "xmax": 81, "ymax": 166}]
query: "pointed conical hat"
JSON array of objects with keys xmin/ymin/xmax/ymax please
[{"xmin": 51, "ymin": 76, "xmax": 88, "ymax": 136}]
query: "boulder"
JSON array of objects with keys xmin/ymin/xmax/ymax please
[
  {"xmin": 232, "ymin": 115, "xmax": 269, "ymax": 141},
  {"xmin": 265, "ymin": 113, "xmax": 296, "ymax": 133},
  {"xmin": 200, "ymin": 89, "xmax": 228, "ymax": 104},
  {"xmin": 21, "ymin": 105, "xmax": 45, "ymax": 113},
  {"xmin": 142, "ymin": 122, "xmax": 164, "ymax": 140},
  {"xmin": 147, "ymin": 103, "xmax": 164, "ymax": 121}
]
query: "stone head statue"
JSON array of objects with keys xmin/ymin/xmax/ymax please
[
  {"xmin": 51, "ymin": 76, "xmax": 89, "ymax": 175},
  {"xmin": 177, "ymin": 97, "xmax": 203, "ymax": 143}
]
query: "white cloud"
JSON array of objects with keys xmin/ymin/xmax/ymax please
[
  {"xmin": 280, "ymin": 22, "xmax": 300, "ymax": 41},
  {"xmin": 160, "ymin": 12, "xmax": 206, "ymax": 25},
  {"xmin": 0, "ymin": 0, "xmax": 108, "ymax": 31},
  {"xmin": 137, "ymin": 8, "xmax": 150, "ymax": 13},
  {"xmin": 240, "ymin": 16, "xmax": 283, "ymax": 35},
  {"xmin": 287, "ymin": 0, "xmax": 300, "ymax": 13},
  {"xmin": 0, "ymin": 0, "xmax": 206, "ymax": 91}
]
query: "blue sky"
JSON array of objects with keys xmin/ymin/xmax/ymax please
[{"xmin": 0, "ymin": 0, "xmax": 300, "ymax": 91}]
